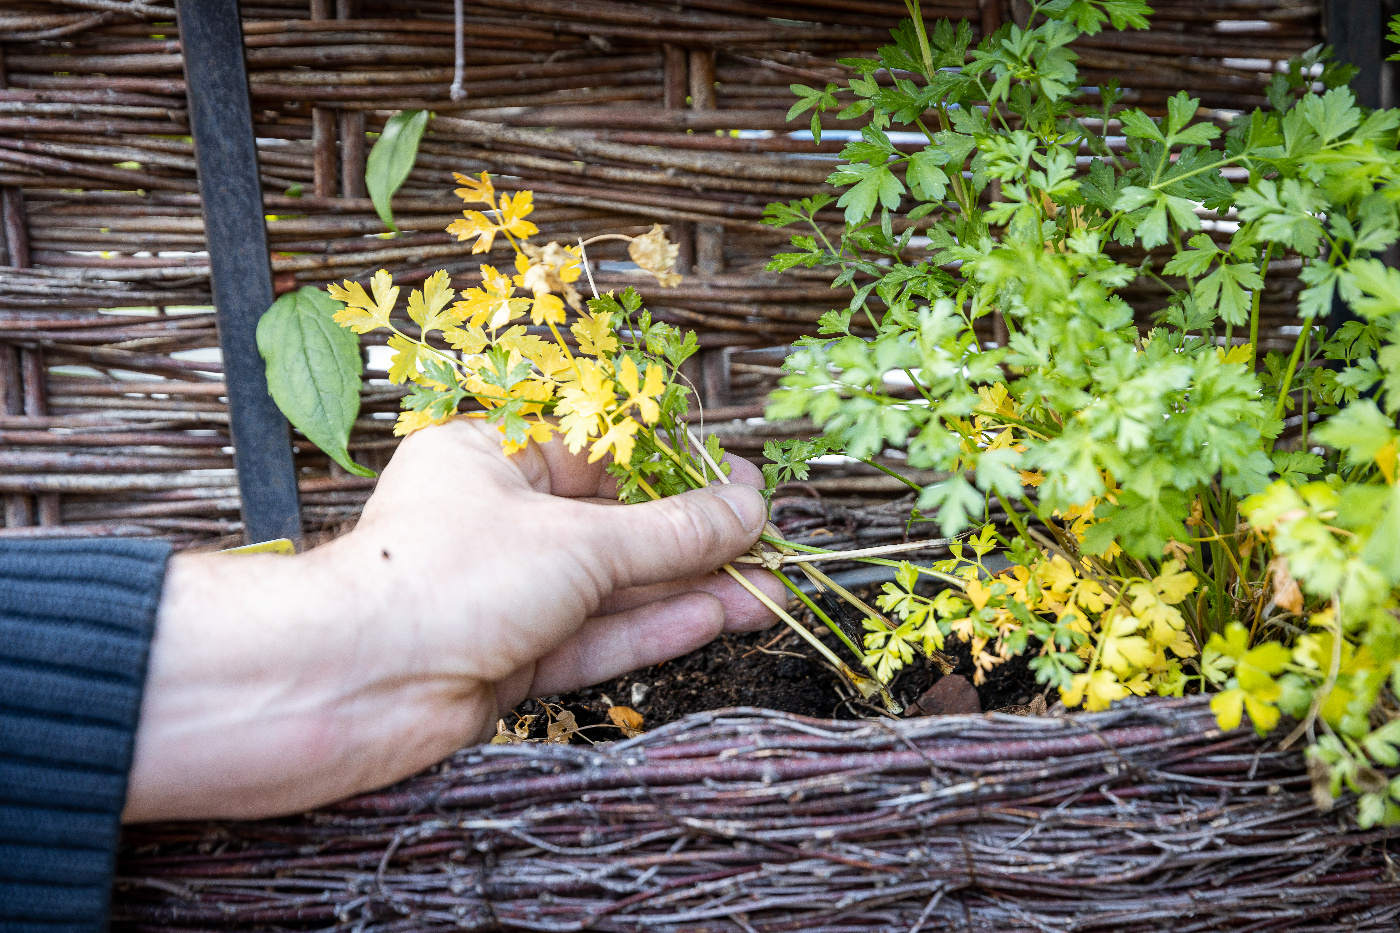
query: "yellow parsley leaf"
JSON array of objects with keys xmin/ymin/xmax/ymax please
[
  {"xmin": 328, "ymin": 268, "xmax": 398, "ymax": 334},
  {"xmin": 1128, "ymin": 581, "xmax": 1188, "ymax": 648},
  {"xmin": 530, "ymin": 293, "xmax": 566, "ymax": 326},
  {"xmin": 572, "ymin": 310, "xmax": 618, "ymax": 358},
  {"xmin": 500, "ymin": 418, "xmax": 554, "ymax": 455},
  {"xmin": 1219, "ymin": 343, "xmax": 1254, "ymax": 366},
  {"xmin": 1211, "ymin": 687, "xmax": 1279, "ymax": 734},
  {"xmin": 1100, "ymin": 614, "xmax": 1154, "ymax": 676},
  {"xmin": 555, "ymin": 359, "xmax": 615, "ymax": 453},
  {"xmin": 386, "ymin": 334, "xmax": 422, "ymax": 385},
  {"xmin": 1376, "ymin": 438, "xmax": 1397, "ymax": 485},
  {"xmin": 498, "ymin": 190, "xmax": 538, "ymax": 241},
  {"xmin": 443, "ymin": 324, "xmax": 487, "ymax": 355},
  {"xmin": 453, "ymin": 170, "xmax": 494, "ymax": 205},
  {"xmin": 1039, "ymin": 555, "xmax": 1078, "ymax": 595},
  {"xmin": 393, "ymin": 408, "xmax": 436, "ymax": 437},
  {"xmin": 617, "ymin": 356, "xmax": 665, "ymax": 424},
  {"xmin": 458, "ymin": 265, "xmax": 528, "ymax": 330},
  {"xmin": 590, "ymin": 416, "xmax": 640, "ymax": 465},
  {"xmin": 1063, "ymin": 669, "xmax": 1129, "ymax": 712},
  {"xmin": 407, "ymin": 269, "xmax": 459, "ymax": 335},
  {"xmin": 964, "ymin": 578, "xmax": 992, "ymax": 611},
  {"xmin": 1151, "ymin": 560, "xmax": 1197, "ymax": 604},
  {"xmin": 447, "ymin": 210, "xmax": 498, "ymax": 254}
]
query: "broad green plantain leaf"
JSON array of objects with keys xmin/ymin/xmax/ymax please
[
  {"xmin": 257, "ymin": 286, "xmax": 375, "ymax": 477},
  {"xmin": 366, "ymin": 109, "xmax": 430, "ymax": 232}
]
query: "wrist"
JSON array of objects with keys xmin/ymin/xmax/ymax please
[{"xmin": 125, "ymin": 546, "xmax": 380, "ymax": 820}]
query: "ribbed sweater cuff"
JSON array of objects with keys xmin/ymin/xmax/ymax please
[{"xmin": 0, "ymin": 539, "xmax": 172, "ymax": 932}]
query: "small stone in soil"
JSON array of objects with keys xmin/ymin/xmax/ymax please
[{"xmin": 904, "ymin": 673, "xmax": 981, "ymax": 717}]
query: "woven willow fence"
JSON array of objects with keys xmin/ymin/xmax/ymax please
[
  {"xmin": 0, "ymin": 0, "xmax": 1325, "ymax": 547},
  {"xmin": 111, "ymin": 699, "xmax": 1400, "ymax": 932}
]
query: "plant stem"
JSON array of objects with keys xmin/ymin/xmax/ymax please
[
  {"xmin": 861, "ymin": 458, "xmax": 923, "ymax": 493},
  {"xmin": 772, "ymin": 571, "xmax": 863, "ymax": 656},
  {"xmin": 903, "ymin": 0, "xmax": 935, "ymax": 76},
  {"xmin": 722, "ymin": 565, "xmax": 852, "ymax": 673},
  {"xmin": 1249, "ymin": 243, "xmax": 1272, "ymax": 370},
  {"xmin": 1272, "ymin": 325, "xmax": 1311, "ymax": 423},
  {"xmin": 652, "ymin": 436, "xmax": 709, "ymax": 488}
]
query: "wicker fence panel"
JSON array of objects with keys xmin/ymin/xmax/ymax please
[
  {"xmin": 0, "ymin": 1, "xmax": 1325, "ymax": 546},
  {"xmin": 112, "ymin": 698, "xmax": 1400, "ymax": 932}
]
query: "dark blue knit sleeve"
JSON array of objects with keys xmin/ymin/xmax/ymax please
[{"xmin": 0, "ymin": 539, "xmax": 171, "ymax": 933}]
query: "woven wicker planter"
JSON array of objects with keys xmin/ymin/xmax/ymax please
[{"xmin": 113, "ymin": 697, "xmax": 1400, "ymax": 932}]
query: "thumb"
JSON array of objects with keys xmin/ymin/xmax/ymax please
[{"xmin": 577, "ymin": 484, "xmax": 767, "ymax": 590}]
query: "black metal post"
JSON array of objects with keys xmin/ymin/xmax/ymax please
[
  {"xmin": 1327, "ymin": 0, "xmax": 1399, "ymax": 338},
  {"xmin": 177, "ymin": 0, "xmax": 303, "ymax": 547},
  {"xmin": 1327, "ymin": 0, "xmax": 1392, "ymax": 110}
]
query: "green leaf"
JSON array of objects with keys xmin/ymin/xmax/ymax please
[
  {"xmin": 1315, "ymin": 400, "xmax": 1395, "ymax": 466},
  {"xmin": 829, "ymin": 162, "xmax": 904, "ymax": 225},
  {"xmin": 366, "ymin": 110, "xmax": 430, "ymax": 232},
  {"xmin": 257, "ymin": 287, "xmax": 374, "ymax": 477},
  {"xmin": 907, "ymin": 148, "xmax": 950, "ymax": 202},
  {"xmin": 1118, "ymin": 110, "xmax": 1164, "ymax": 142},
  {"xmin": 917, "ymin": 474, "xmax": 984, "ymax": 536},
  {"xmin": 1361, "ymin": 481, "xmax": 1400, "ymax": 585}
]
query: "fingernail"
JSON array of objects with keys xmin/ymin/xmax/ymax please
[{"xmin": 713, "ymin": 484, "xmax": 765, "ymax": 534}]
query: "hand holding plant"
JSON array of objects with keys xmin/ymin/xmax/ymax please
[{"xmin": 126, "ymin": 418, "xmax": 780, "ymax": 822}]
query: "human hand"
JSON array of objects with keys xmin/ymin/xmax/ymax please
[{"xmin": 124, "ymin": 418, "xmax": 781, "ymax": 821}]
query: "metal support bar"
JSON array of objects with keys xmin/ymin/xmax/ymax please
[
  {"xmin": 177, "ymin": 0, "xmax": 303, "ymax": 547},
  {"xmin": 1326, "ymin": 0, "xmax": 1394, "ymax": 110},
  {"xmin": 1327, "ymin": 0, "xmax": 1399, "ymax": 340}
]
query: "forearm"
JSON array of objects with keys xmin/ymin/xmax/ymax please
[{"xmin": 123, "ymin": 541, "xmax": 490, "ymax": 822}]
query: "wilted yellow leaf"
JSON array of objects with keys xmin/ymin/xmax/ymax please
[
  {"xmin": 490, "ymin": 718, "xmax": 521, "ymax": 744},
  {"xmin": 607, "ymin": 705, "xmax": 644, "ymax": 738},
  {"xmin": 545, "ymin": 708, "xmax": 578, "ymax": 743},
  {"xmin": 1270, "ymin": 558, "xmax": 1304, "ymax": 614},
  {"xmin": 628, "ymin": 224, "xmax": 681, "ymax": 287}
]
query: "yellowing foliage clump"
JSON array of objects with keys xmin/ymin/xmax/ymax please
[{"xmin": 325, "ymin": 172, "xmax": 691, "ymax": 475}]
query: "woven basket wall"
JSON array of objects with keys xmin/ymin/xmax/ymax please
[{"xmin": 0, "ymin": 0, "xmax": 1324, "ymax": 548}]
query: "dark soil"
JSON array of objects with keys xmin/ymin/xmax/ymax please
[{"xmin": 512, "ymin": 591, "xmax": 1049, "ymax": 743}]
